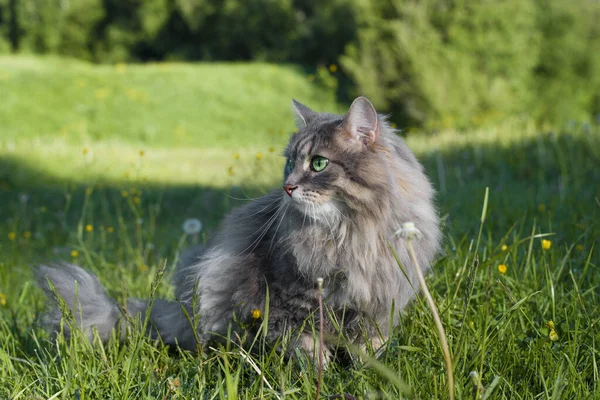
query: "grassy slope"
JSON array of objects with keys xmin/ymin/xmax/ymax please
[{"xmin": 1, "ymin": 56, "xmax": 600, "ymax": 399}]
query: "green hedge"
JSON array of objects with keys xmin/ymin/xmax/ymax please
[
  {"xmin": 341, "ymin": 0, "xmax": 600, "ymax": 129},
  {"xmin": 0, "ymin": 0, "xmax": 598, "ymax": 128}
]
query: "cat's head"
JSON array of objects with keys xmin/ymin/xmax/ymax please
[{"xmin": 282, "ymin": 97, "xmax": 392, "ymax": 223}]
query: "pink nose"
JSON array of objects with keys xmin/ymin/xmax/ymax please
[{"xmin": 283, "ymin": 184, "xmax": 298, "ymax": 197}]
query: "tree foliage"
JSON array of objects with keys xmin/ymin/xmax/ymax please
[
  {"xmin": 0, "ymin": 0, "xmax": 597, "ymax": 128},
  {"xmin": 341, "ymin": 0, "xmax": 600, "ymax": 128}
]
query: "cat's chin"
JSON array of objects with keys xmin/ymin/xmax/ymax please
[{"xmin": 285, "ymin": 196, "xmax": 342, "ymax": 224}]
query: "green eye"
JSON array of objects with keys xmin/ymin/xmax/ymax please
[
  {"xmin": 311, "ymin": 155, "xmax": 329, "ymax": 172},
  {"xmin": 287, "ymin": 158, "xmax": 294, "ymax": 169}
]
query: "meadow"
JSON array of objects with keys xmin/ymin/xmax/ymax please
[{"xmin": 0, "ymin": 56, "xmax": 599, "ymax": 399}]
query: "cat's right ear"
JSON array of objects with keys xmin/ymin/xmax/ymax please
[{"xmin": 292, "ymin": 99, "xmax": 315, "ymax": 129}]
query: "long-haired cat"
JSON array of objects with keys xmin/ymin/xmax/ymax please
[{"xmin": 37, "ymin": 96, "xmax": 441, "ymax": 361}]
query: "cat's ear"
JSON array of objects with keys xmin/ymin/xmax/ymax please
[
  {"xmin": 292, "ymin": 99, "xmax": 316, "ymax": 129},
  {"xmin": 342, "ymin": 96, "xmax": 379, "ymax": 146}
]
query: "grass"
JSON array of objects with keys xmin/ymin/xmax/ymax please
[{"xmin": 1, "ymin": 55, "xmax": 600, "ymax": 399}]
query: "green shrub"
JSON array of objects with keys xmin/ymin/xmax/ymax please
[{"xmin": 341, "ymin": 0, "xmax": 600, "ymax": 129}]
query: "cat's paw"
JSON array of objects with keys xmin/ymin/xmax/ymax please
[{"xmin": 296, "ymin": 332, "xmax": 332, "ymax": 369}]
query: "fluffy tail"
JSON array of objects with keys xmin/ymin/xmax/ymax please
[{"xmin": 36, "ymin": 263, "xmax": 198, "ymax": 350}]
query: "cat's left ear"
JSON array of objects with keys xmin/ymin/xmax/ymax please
[
  {"xmin": 292, "ymin": 99, "xmax": 316, "ymax": 129},
  {"xmin": 342, "ymin": 96, "xmax": 379, "ymax": 147}
]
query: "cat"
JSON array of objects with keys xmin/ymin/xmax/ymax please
[{"xmin": 37, "ymin": 96, "xmax": 441, "ymax": 362}]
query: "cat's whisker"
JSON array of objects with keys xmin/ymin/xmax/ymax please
[
  {"xmin": 321, "ymin": 208, "xmax": 336, "ymax": 243},
  {"xmin": 239, "ymin": 202, "xmax": 284, "ymax": 257},
  {"xmin": 236, "ymin": 198, "xmax": 281, "ymax": 219},
  {"xmin": 224, "ymin": 186, "xmax": 266, "ymax": 201},
  {"xmin": 268, "ymin": 203, "xmax": 290, "ymax": 255}
]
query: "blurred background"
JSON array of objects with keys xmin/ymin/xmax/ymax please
[
  {"xmin": 1, "ymin": 2, "xmax": 600, "ymax": 397},
  {"xmin": 0, "ymin": 0, "xmax": 599, "ymax": 281},
  {"xmin": 0, "ymin": 0, "xmax": 599, "ymax": 129}
]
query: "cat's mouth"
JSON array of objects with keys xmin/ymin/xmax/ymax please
[{"xmin": 283, "ymin": 190, "xmax": 342, "ymax": 223}]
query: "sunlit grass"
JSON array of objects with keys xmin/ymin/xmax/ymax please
[{"xmin": 0, "ymin": 56, "xmax": 599, "ymax": 398}]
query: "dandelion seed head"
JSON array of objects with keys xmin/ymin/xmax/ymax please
[
  {"xmin": 182, "ymin": 218, "xmax": 202, "ymax": 235},
  {"xmin": 393, "ymin": 222, "xmax": 423, "ymax": 240}
]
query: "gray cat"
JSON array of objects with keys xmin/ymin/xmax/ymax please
[{"xmin": 37, "ymin": 97, "xmax": 441, "ymax": 361}]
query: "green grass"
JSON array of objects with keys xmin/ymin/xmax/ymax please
[{"xmin": 1, "ymin": 56, "xmax": 600, "ymax": 399}]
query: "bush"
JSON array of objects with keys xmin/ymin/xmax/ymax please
[{"xmin": 341, "ymin": 0, "xmax": 600, "ymax": 129}]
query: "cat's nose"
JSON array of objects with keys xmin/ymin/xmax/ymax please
[{"xmin": 283, "ymin": 184, "xmax": 298, "ymax": 197}]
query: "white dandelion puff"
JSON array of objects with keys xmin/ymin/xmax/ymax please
[
  {"xmin": 393, "ymin": 221, "xmax": 423, "ymax": 240},
  {"xmin": 182, "ymin": 218, "xmax": 203, "ymax": 235}
]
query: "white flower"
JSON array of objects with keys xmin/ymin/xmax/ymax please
[
  {"xmin": 182, "ymin": 218, "xmax": 202, "ymax": 235},
  {"xmin": 393, "ymin": 222, "xmax": 423, "ymax": 240}
]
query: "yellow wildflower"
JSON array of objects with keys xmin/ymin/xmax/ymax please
[
  {"xmin": 546, "ymin": 321, "xmax": 559, "ymax": 341},
  {"xmin": 0, "ymin": 293, "xmax": 6, "ymax": 307},
  {"xmin": 139, "ymin": 265, "xmax": 149, "ymax": 273},
  {"xmin": 576, "ymin": 244, "xmax": 584, "ymax": 252},
  {"xmin": 498, "ymin": 264, "xmax": 507, "ymax": 274},
  {"xmin": 228, "ymin": 166, "xmax": 235, "ymax": 176},
  {"xmin": 107, "ymin": 226, "xmax": 115, "ymax": 233},
  {"xmin": 133, "ymin": 196, "xmax": 141, "ymax": 205},
  {"xmin": 85, "ymin": 224, "xmax": 93, "ymax": 233},
  {"xmin": 115, "ymin": 63, "xmax": 127, "ymax": 74},
  {"xmin": 23, "ymin": 231, "xmax": 31, "ymax": 239},
  {"xmin": 268, "ymin": 147, "xmax": 276, "ymax": 153},
  {"xmin": 139, "ymin": 150, "xmax": 145, "ymax": 157},
  {"xmin": 95, "ymin": 88, "xmax": 110, "ymax": 100},
  {"xmin": 256, "ymin": 153, "xmax": 263, "ymax": 160},
  {"xmin": 542, "ymin": 239, "xmax": 552, "ymax": 251},
  {"xmin": 8, "ymin": 232, "xmax": 16, "ymax": 241},
  {"xmin": 71, "ymin": 250, "xmax": 79, "ymax": 257},
  {"xmin": 233, "ymin": 153, "xmax": 240, "ymax": 160},
  {"xmin": 329, "ymin": 64, "xmax": 338, "ymax": 73},
  {"xmin": 82, "ymin": 147, "xmax": 89, "ymax": 155},
  {"xmin": 501, "ymin": 244, "xmax": 508, "ymax": 251},
  {"xmin": 121, "ymin": 190, "xmax": 129, "ymax": 198},
  {"xmin": 251, "ymin": 309, "xmax": 262, "ymax": 319}
]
